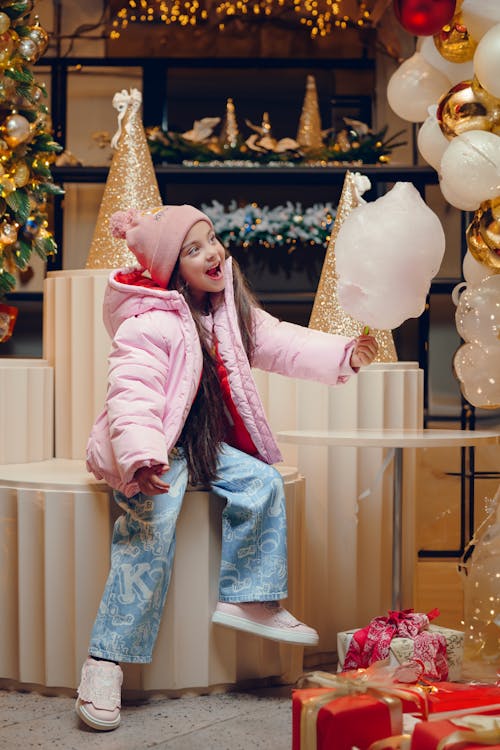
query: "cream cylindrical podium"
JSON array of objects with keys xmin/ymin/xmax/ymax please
[
  {"xmin": 0, "ymin": 359, "xmax": 53, "ymax": 463},
  {"xmin": 43, "ymin": 269, "xmax": 111, "ymax": 459},
  {"xmin": 253, "ymin": 361, "xmax": 424, "ymax": 659}
]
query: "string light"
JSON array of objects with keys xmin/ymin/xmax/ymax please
[{"xmin": 111, "ymin": 0, "xmax": 372, "ymax": 38}]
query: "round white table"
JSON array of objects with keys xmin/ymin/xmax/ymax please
[{"xmin": 276, "ymin": 428, "xmax": 500, "ymax": 611}]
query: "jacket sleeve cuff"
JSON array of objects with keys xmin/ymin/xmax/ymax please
[{"xmin": 337, "ymin": 341, "xmax": 358, "ymax": 383}]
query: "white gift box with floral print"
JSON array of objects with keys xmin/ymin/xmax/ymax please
[{"xmin": 337, "ymin": 625, "xmax": 464, "ymax": 681}]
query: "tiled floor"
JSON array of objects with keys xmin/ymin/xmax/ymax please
[{"xmin": 0, "ymin": 684, "xmax": 293, "ymax": 750}]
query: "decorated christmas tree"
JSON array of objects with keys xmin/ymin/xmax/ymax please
[{"xmin": 0, "ymin": 0, "xmax": 61, "ymax": 299}]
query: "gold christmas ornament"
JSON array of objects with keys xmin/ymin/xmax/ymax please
[
  {"xmin": 0, "ymin": 219, "xmax": 17, "ymax": 245},
  {"xmin": 28, "ymin": 20, "xmax": 49, "ymax": 57},
  {"xmin": 309, "ymin": 170, "xmax": 398, "ymax": 363},
  {"xmin": 437, "ymin": 80, "xmax": 497, "ymax": 139},
  {"xmin": 296, "ymin": 75, "xmax": 323, "ymax": 151},
  {"xmin": 0, "ymin": 12, "xmax": 10, "ymax": 34},
  {"xmin": 219, "ymin": 97, "xmax": 240, "ymax": 151},
  {"xmin": 433, "ymin": 12, "xmax": 477, "ymax": 63},
  {"xmin": 86, "ymin": 88, "xmax": 162, "ymax": 269},
  {"xmin": 466, "ymin": 198, "xmax": 500, "ymax": 271}
]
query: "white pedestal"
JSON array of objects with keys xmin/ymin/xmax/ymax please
[
  {"xmin": 0, "ymin": 359, "xmax": 53, "ymax": 463},
  {"xmin": 0, "ymin": 460, "xmax": 305, "ymax": 693},
  {"xmin": 43, "ymin": 269, "xmax": 111, "ymax": 460},
  {"xmin": 253, "ymin": 362, "xmax": 424, "ymax": 658}
]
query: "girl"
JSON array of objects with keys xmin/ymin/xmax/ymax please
[{"xmin": 77, "ymin": 204, "xmax": 378, "ymax": 731}]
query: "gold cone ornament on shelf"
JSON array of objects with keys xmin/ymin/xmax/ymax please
[
  {"xmin": 296, "ymin": 75, "xmax": 323, "ymax": 152},
  {"xmin": 309, "ymin": 171, "xmax": 398, "ymax": 363},
  {"xmin": 219, "ymin": 97, "xmax": 240, "ymax": 151},
  {"xmin": 86, "ymin": 88, "xmax": 162, "ymax": 269}
]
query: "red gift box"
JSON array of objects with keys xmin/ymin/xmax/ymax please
[
  {"xmin": 292, "ymin": 687, "xmax": 404, "ymax": 750},
  {"xmin": 423, "ymin": 682, "xmax": 500, "ymax": 718},
  {"xmin": 411, "ymin": 713, "xmax": 500, "ymax": 750}
]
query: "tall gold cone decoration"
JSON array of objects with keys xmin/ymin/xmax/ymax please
[
  {"xmin": 219, "ymin": 97, "xmax": 240, "ymax": 150},
  {"xmin": 86, "ymin": 88, "xmax": 162, "ymax": 269},
  {"xmin": 296, "ymin": 75, "xmax": 323, "ymax": 151},
  {"xmin": 309, "ymin": 171, "xmax": 398, "ymax": 363}
]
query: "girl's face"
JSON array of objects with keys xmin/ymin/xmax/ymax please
[{"xmin": 178, "ymin": 220, "xmax": 226, "ymax": 308}]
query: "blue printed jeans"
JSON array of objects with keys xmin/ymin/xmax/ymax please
[{"xmin": 89, "ymin": 444, "xmax": 288, "ymax": 663}]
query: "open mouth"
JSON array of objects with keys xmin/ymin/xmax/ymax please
[{"xmin": 206, "ymin": 263, "xmax": 223, "ymax": 280}]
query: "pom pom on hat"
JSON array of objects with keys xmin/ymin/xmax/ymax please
[
  {"xmin": 109, "ymin": 208, "xmax": 140, "ymax": 239},
  {"xmin": 110, "ymin": 204, "xmax": 213, "ymax": 288}
]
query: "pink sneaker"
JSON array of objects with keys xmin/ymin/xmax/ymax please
[
  {"xmin": 75, "ymin": 657, "xmax": 122, "ymax": 731},
  {"xmin": 212, "ymin": 601, "xmax": 319, "ymax": 646}
]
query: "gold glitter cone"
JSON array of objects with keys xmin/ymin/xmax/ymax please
[
  {"xmin": 296, "ymin": 75, "xmax": 323, "ymax": 152},
  {"xmin": 219, "ymin": 97, "xmax": 240, "ymax": 151},
  {"xmin": 309, "ymin": 171, "xmax": 398, "ymax": 363},
  {"xmin": 86, "ymin": 88, "xmax": 162, "ymax": 269}
]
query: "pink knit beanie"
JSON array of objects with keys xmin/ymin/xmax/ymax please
[{"xmin": 109, "ymin": 204, "xmax": 213, "ymax": 288}]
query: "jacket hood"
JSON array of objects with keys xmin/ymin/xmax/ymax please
[{"xmin": 103, "ymin": 259, "xmax": 232, "ymax": 337}]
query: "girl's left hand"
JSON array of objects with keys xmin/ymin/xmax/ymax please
[{"xmin": 350, "ymin": 334, "xmax": 378, "ymax": 369}]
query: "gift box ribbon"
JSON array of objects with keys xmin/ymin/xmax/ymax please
[
  {"xmin": 299, "ymin": 667, "xmax": 427, "ymax": 750},
  {"xmin": 436, "ymin": 715, "xmax": 500, "ymax": 750}
]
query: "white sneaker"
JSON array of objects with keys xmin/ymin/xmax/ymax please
[
  {"xmin": 75, "ymin": 657, "xmax": 122, "ymax": 731},
  {"xmin": 212, "ymin": 601, "xmax": 319, "ymax": 646}
]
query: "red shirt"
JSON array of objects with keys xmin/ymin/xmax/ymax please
[{"xmin": 213, "ymin": 338, "xmax": 258, "ymax": 456}]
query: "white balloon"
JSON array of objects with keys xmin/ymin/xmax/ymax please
[
  {"xmin": 440, "ymin": 130, "xmax": 500, "ymax": 208},
  {"xmin": 474, "ymin": 23, "xmax": 500, "ymax": 99},
  {"xmin": 453, "ymin": 342, "xmax": 500, "ymax": 408},
  {"xmin": 387, "ymin": 52, "xmax": 451, "ymax": 123},
  {"xmin": 463, "ymin": 250, "xmax": 498, "ymax": 285},
  {"xmin": 418, "ymin": 108, "xmax": 449, "ymax": 170},
  {"xmin": 418, "ymin": 36, "xmax": 474, "ymax": 85},
  {"xmin": 439, "ymin": 176, "xmax": 481, "ymax": 211},
  {"xmin": 335, "ymin": 182, "xmax": 445, "ymax": 330},
  {"xmin": 461, "ymin": 0, "xmax": 500, "ymax": 43}
]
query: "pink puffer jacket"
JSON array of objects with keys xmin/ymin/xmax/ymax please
[{"xmin": 86, "ymin": 258, "xmax": 356, "ymax": 496}]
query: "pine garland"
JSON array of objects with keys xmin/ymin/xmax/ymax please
[{"xmin": 202, "ymin": 200, "xmax": 336, "ymax": 248}]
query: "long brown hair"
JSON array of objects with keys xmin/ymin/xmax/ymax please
[{"xmin": 169, "ymin": 252, "xmax": 260, "ymax": 486}]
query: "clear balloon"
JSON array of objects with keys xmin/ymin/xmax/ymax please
[
  {"xmin": 461, "ymin": 0, "xmax": 500, "ymax": 43},
  {"xmin": 418, "ymin": 106, "xmax": 450, "ymax": 169},
  {"xmin": 461, "ymin": 488, "xmax": 500, "ymax": 682},
  {"xmin": 418, "ymin": 34, "xmax": 474, "ymax": 84},
  {"xmin": 455, "ymin": 274, "xmax": 500, "ymax": 346},
  {"xmin": 393, "ymin": 0, "xmax": 456, "ymax": 37},
  {"xmin": 440, "ymin": 130, "xmax": 500, "ymax": 209},
  {"xmin": 335, "ymin": 182, "xmax": 445, "ymax": 330},
  {"xmin": 453, "ymin": 341, "xmax": 500, "ymax": 407},
  {"xmin": 474, "ymin": 23, "xmax": 500, "ymax": 100},
  {"xmin": 387, "ymin": 52, "xmax": 451, "ymax": 123}
]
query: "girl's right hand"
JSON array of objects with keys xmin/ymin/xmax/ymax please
[{"xmin": 134, "ymin": 464, "xmax": 170, "ymax": 495}]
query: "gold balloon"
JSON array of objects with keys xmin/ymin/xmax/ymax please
[
  {"xmin": 467, "ymin": 200, "xmax": 500, "ymax": 271},
  {"xmin": 437, "ymin": 80, "xmax": 497, "ymax": 139},
  {"xmin": 479, "ymin": 197, "xmax": 500, "ymax": 254},
  {"xmin": 433, "ymin": 12, "xmax": 477, "ymax": 63},
  {"xmin": 472, "ymin": 76, "xmax": 500, "ymax": 135}
]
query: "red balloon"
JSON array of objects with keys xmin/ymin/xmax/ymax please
[{"xmin": 393, "ymin": 0, "xmax": 456, "ymax": 36}]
